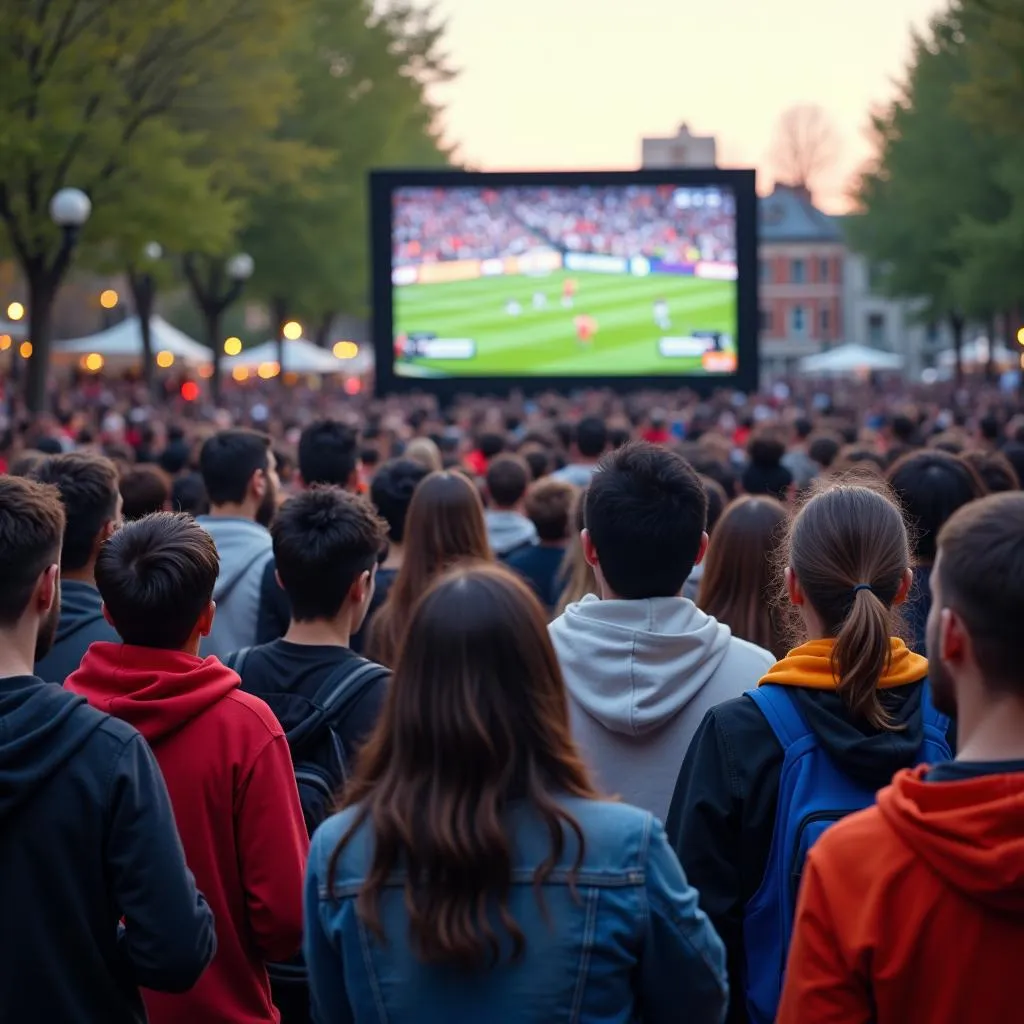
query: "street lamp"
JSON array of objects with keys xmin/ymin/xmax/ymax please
[
  {"xmin": 226, "ymin": 253, "xmax": 255, "ymax": 283},
  {"xmin": 21, "ymin": 189, "xmax": 91, "ymax": 411}
]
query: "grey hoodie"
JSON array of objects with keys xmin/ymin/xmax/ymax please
[
  {"xmin": 196, "ymin": 516, "xmax": 274, "ymax": 657},
  {"xmin": 549, "ymin": 594, "xmax": 775, "ymax": 819},
  {"xmin": 486, "ymin": 510, "xmax": 538, "ymax": 558}
]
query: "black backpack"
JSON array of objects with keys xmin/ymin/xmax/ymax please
[{"xmin": 224, "ymin": 649, "xmax": 389, "ymax": 835}]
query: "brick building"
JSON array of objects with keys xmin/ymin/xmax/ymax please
[{"xmin": 758, "ymin": 185, "xmax": 845, "ymax": 375}]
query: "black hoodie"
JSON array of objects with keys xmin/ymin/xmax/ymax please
[
  {"xmin": 665, "ymin": 681, "xmax": 956, "ymax": 1024},
  {"xmin": 0, "ymin": 675, "xmax": 216, "ymax": 1022},
  {"xmin": 34, "ymin": 579, "xmax": 119, "ymax": 683}
]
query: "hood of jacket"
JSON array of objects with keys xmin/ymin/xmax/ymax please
[
  {"xmin": 0, "ymin": 676, "xmax": 106, "ymax": 820},
  {"xmin": 760, "ymin": 639, "xmax": 934, "ymax": 787},
  {"xmin": 53, "ymin": 580, "xmax": 107, "ymax": 644},
  {"xmin": 195, "ymin": 516, "xmax": 273, "ymax": 602},
  {"xmin": 880, "ymin": 765, "xmax": 1024, "ymax": 911},
  {"xmin": 486, "ymin": 510, "xmax": 538, "ymax": 556},
  {"xmin": 549, "ymin": 595, "xmax": 739, "ymax": 736},
  {"xmin": 66, "ymin": 642, "xmax": 239, "ymax": 745}
]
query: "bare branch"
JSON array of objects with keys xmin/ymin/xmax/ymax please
[{"xmin": 771, "ymin": 104, "xmax": 840, "ymax": 198}]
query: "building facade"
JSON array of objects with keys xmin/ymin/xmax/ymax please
[
  {"xmin": 641, "ymin": 123, "xmax": 717, "ymax": 168},
  {"xmin": 758, "ymin": 185, "xmax": 845, "ymax": 375}
]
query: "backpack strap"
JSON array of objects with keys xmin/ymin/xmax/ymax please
[
  {"xmin": 746, "ymin": 685, "xmax": 813, "ymax": 749},
  {"xmin": 222, "ymin": 646, "xmax": 253, "ymax": 677}
]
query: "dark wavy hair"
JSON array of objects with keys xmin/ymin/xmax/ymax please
[{"xmin": 330, "ymin": 564, "xmax": 598, "ymax": 969}]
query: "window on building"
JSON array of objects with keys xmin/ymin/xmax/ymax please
[
  {"xmin": 820, "ymin": 307, "xmax": 831, "ymax": 336},
  {"xmin": 819, "ymin": 258, "xmax": 830, "ymax": 282},
  {"xmin": 867, "ymin": 312, "xmax": 886, "ymax": 347},
  {"xmin": 760, "ymin": 308, "xmax": 773, "ymax": 333},
  {"xmin": 791, "ymin": 258, "xmax": 806, "ymax": 284},
  {"xmin": 760, "ymin": 259, "xmax": 771, "ymax": 284},
  {"xmin": 792, "ymin": 305, "xmax": 806, "ymax": 336},
  {"xmin": 925, "ymin": 322, "xmax": 939, "ymax": 344}
]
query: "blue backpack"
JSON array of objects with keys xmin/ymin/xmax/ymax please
[{"xmin": 742, "ymin": 683, "xmax": 950, "ymax": 1024}]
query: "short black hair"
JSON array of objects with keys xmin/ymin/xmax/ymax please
[
  {"xmin": 576, "ymin": 417, "xmax": 608, "ymax": 458},
  {"xmin": 937, "ymin": 493, "xmax": 1024, "ymax": 688},
  {"xmin": 370, "ymin": 459, "xmax": 430, "ymax": 544},
  {"xmin": 95, "ymin": 513, "xmax": 220, "ymax": 649},
  {"xmin": 586, "ymin": 442, "xmax": 707, "ymax": 599},
  {"xmin": 887, "ymin": 450, "xmax": 984, "ymax": 563},
  {"xmin": 524, "ymin": 478, "xmax": 576, "ymax": 542},
  {"xmin": 30, "ymin": 453, "xmax": 120, "ymax": 572},
  {"xmin": 171, "ymin": 472, "xmax": 210, "ymax": 517},
  {"xmin": 120, "ymin": 467, "xmax": 170, "ymax": 521},
  {"xmin": 794, "ymin": 417, "xmax": 814, "ymax": 440},
  {"xmin": 521, "ymin": 447, "xmax": 550, "ymax": 481},
  {"xmin": 271, "ymin": 488, "xmax": 388, "ymax": 621},
  {"xmin": 32, "ymin": 437, "xmax": 63, "ymax": 456},
  {"xmin": 298, "ymin": 420, "xmax": 359, "ymax": 488},
  {"xmin": 979, "ymin": 414, "xmax": 1001, "ymax": 443},
  {"xmin": 199, "ymin": 430, "xmax": 270, "ymax": 506},
  {"xmin": 742, "ymin": 462, "xmax": 793, "ymax": 501},
  {"xmin": 486, "ymin": 454, "xmax": 530, "ymax": 508},
  {"xmin": 477, "ymin": 432, "xmax": 506, "ymax": 460},
  {"xmin": 808, "ymin": 434, "xmax": 841, "ymax": 469},
  {"xmin": 0, "ymin": 476, "xmax": 65, "ymax": 625},
  {"xmin": 891, "ymin": 414, "xmax": 918, "ymax": 444}
]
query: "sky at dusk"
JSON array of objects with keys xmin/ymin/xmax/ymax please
[{"xmin": 429, "ymin": 0, "xmax": 946, "ymax": 211}]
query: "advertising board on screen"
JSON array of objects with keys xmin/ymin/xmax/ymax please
[{"xmin": 370, "ymin": 169, "xmax": 758, "ymax": 395}]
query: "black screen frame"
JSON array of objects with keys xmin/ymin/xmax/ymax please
[{"xmin": 370, "ymin": 167, "xmax": 759, "ymax": 397}]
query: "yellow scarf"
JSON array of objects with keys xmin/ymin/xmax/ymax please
[{"xmin": 758, "ymin": 637, "xmax": 927, "ymax": 690}]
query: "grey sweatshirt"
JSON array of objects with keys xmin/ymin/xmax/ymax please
[
  {"xmin": 486, "ymin": 510, "xmax": 538, "ymax": 558},
  {"xmin": 549, "ymin": 594, "xmax": 775, "ymax": 819},
  {"xmin": 196, "ymin": 516, "xmax": 275, "ymax": 657}
]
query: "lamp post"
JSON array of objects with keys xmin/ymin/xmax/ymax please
[
  {"xmin": 22, "ymin": 188, "xmax": 91, "ymax": 412},
  {"xmin": 183, "ymin": 252, "xmax": 254, "ymax": 405},
  {"xmin": 129, "ymin": 242, "xmax": 164, "ymax": 399}
]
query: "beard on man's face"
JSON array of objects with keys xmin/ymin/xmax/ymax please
[
  {"xmin": 34, "ymin": 592, "xmax": 61, "ymax": 664},
  {"xmin": 926, "ymin": 617, "xmax": 957, "ymax": 718},
  {"xmin": 256, "ymin": 483, "xmax": 278, "ymax": 529}
]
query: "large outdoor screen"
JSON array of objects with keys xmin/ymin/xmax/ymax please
[{"xmin": 370, "ymin": 170, "xmax": 758, "ymax": 394}]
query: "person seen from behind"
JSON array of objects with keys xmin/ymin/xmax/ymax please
[
  {"xmin": 667, "ymin": 482, "xmax": 953, "ymax": 1024},
  {"xmin": 484, "ymin": 453, "xmax": 539, "ymax": 559},
  {"xmin": 698, "ymin": 496, "xmax": 788, "ymax": 659},
  {"xmin": 31, "ymin": 452, "xmax": 122, "ymax": 683},
  {"xmin": 507, "ymin": 477, "xmax": 577, "ymax": 613},
  {"xmin": 367, "ymin": 471, "xmax": 492, "ymax": 667},
  {"xmin": 120, "ymin": 465, "xmax": 172, "ymax": 520},
  {"xmin": 549, "ymin": 443, "xmax": 775, "ymax": 819},
  {"xmin": 304, "ymin": 564, "xmax": 728, "ymax": 1024},
  {"xmin": 552, "ymin": 489, "xmax": 596, "ymax": 616},
  {"xmin": 779, "ymin": 492, "xmax": 1024, "ymax": 1024},
  {"xmin": 298, "ymin": 420, "xmax": 360, "ymax": 491},
  {"xmin": 552, "ymin": 416, "xmax": 608, "ymax": 487},
  {"xmin": 886, "ymin": 450, "xmax": 984, "ymax": 653},
  {"xmin": 197, "ymin": 429, "xmax": 287, "ymax": 654},
  {"xmin": 67, "ymin": 513, "xmax": 308, "ymax": 1024},
  {"xmin": 0, "ymin": 477, "xmax": 214, "ymax": 1022},
  {"xmin": 741, "ymin": 431, "xmax": 793, "ymax": 502}
]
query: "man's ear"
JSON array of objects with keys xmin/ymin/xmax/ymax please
[
  {"xmin": 274, "ymin": 569, "xmax": 285, "ymax": 592},
  {"xmin": 251, "ymin": 469, "xmax": 267, "ymax": 502},
  {"xmin": 582, "ymin": 528, "xmax": 599, "ymax": 569},
  {"xmin": 37, "ymin": 564, "xmax": 58, "ymax": 616},
  {"xmin": 350, "ymin": 567, "xmax": 373, "ymax": 608},
  {"xmin": 197, "ymin": 601, "xmax": 216, "ymax": 638},
  {"xmin": 785, "ymin": 566, "xmax": 804, "ymax": 607},
  {"xmin": 893, "ymin": 567, "xmax": 914, "ymax": 607},
  {"xmin": 694, "ymin": 532, "xmax": 709, "ymax": 567}
]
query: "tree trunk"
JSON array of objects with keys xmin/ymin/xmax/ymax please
[
  {"xmin": 130, "ymin": 270, "xmax": 157, "ymax": 399},
  {"xmin": 271, "ymin": 296, "xmax": 288, "ymax": 379},
  {"xmin": 25, "ymin": 271, "xmax": 55, "ymax": 415},
  {"xmin": 950, "ymin": 312, "xmax": 965, "ymax": 386},
  {"xmin": 205, "ymin": 307, "xmax": 223, "ymax": 406},
  {"xmin": 314, "ymin": 311, "xmax": 335, "ymax": 349}
]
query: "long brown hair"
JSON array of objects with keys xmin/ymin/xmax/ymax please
[
  {"xmin": 331, "ymin": 564, "xmax": 598, "ymax": 968},
  {"xmin": 785, "ymin": 481, "xmax": 911, "ymax": 730},
  {"xmin": 554, "ymin": 488, "xmax": 596, "ymax": 615},
  {"xmin": 699, "ymin": 496, "xmax": 787, "ymax": 657},
  {"xmin": 368, "ymin": 471, "xmax": 492, "ymax": 665}
]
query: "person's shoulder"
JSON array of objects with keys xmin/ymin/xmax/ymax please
[
  {"xmin": 555, "ymin": 796, "xmax": 656, "ymax": 862},
  {"xmin": 722, "ymin": 632, "xmax": 777, "ymax": 673},
  {"xmin": 806, "ymin": 803, "xmax": 899, "ymax": 881},
  {"xmin": 222, "ymin": 688, "xmax": 287, "ymax": 739}
]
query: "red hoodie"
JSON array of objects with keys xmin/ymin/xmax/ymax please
[
  {"xmin": 67, "ymin": 643, "xmax": 308, "ymax": 1024},
  {"xmin": 778, "ymin": 764, "xmax": 1024, "ymax": 1024}
]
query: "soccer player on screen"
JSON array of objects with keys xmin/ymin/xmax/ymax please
[
  {"xmin": 574, "ymin": 314, "xmax": 596, "ymax": 346},
  {"xmin": 562, "ymin": 278, "xmax": 577, "ymax": 309},
  {"xmin": 533, "ymin": 290, "xmax": 548, "ymax": 311},
  {"xmin": 653, "ymin": 299, "xmax": 671, "ymax": 332},
  {"xmin": 505, "ymin": 299, "xmax": 522, "ymax": 317}
]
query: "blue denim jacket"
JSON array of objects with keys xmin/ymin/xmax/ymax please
[{"xmin": 304, "ymin": 796, "xmax": 727, "ymax": 1024}]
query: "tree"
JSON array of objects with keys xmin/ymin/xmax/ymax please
[
  {"xmin": 958, "ymin": 0, "xmax": 1024, "ymax": 135},
  {"xmin": 770, "ymin": 104, "xmax": 840, "ymax": 199},
  {"xmin": 240, "ymin": 0, "xmax": 452, "ymax": 370},
  {"xmin": 848, "ymin": 6, "xmax": 1015, "ymax": 381},
  {"xmin": 0, "ymin": 0, "xmax": 306, "ymax": 412}
]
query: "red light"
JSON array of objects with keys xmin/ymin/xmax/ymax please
[
  {"xmin": 180, "ymin": 381, "xmax": 200, "ymax": 402},
  {"xmin": 343, "ymin": 377, "xmax": 361, "ymax": 395}
]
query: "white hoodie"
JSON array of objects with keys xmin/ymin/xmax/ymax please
[{"xmin": 549, "ymin": 594, "xmax": 775, "ymax": 819}]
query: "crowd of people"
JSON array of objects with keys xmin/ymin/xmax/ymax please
[
  {"xmin": 2, "ymin": 377, "xmax": 1024, "ymax": 1024},
  {"xmin": 391, "ymin": 185, "xmax": 737, "ymax": 267}
]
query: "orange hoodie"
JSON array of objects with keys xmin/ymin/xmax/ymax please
[{"xmin": 777, "ymin": 764, "xmax": 1024, "ymax": 1024}]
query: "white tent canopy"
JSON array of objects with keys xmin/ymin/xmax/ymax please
[
  {"xmin": 799, "ymin": 344, "xmax": 904, "ymax": 375},
  {"xmin": 938, "ymin": 338, "xmax": 1016, "ymax": 368},
  {"xmin": 54, "ymin": 316, "xmax": 211, "ymax": 367},
  {"xmin": 224, "ymin": 337, "xmax": 356, "ymax": 375}
]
